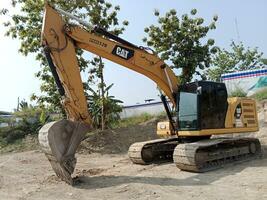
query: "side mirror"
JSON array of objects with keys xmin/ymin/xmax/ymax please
[{"xmin": 197, "ymin": 86, "xmax": 202, "ymax": 95}]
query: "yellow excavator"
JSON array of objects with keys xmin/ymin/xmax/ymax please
[{"xmin": 39, "ymin": 3, "xmax": 261, "ymax": 185}]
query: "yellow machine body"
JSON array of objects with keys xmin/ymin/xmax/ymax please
[{"xmin": 157, "ymin": 97, "xmax": 259, "ymax": 137}]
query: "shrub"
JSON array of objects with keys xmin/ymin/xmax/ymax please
[
  {"xmin": 0, "ymin": 118, "xmax": 42, "ymax": 144},
  {"xmin": 229, "ymin": 87, "xmax": 247, "ymax": 97},
  {"xmin": 0, "ymin": 105, "xmax": 50, "ymax": 145},
  {"xmin": 5, "ymin": 129, "xmax": 26, "ymax": 143}
]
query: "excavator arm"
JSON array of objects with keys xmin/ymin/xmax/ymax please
[{"xmin": 39, "ymin": 4, "xmax": 178, "ymax": 185}]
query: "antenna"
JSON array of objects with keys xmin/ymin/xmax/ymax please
[{"xmin": 53, "ymin": 6, "xmax": 93, "ymax": 29}]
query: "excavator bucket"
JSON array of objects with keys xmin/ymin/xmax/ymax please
[{"xmin": 38, "ymin": 120, "xmax": 91, "ymax": 185}]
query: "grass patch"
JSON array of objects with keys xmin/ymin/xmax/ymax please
[
  {"xmin": 251, "ymin": 88, "xmax": 267, "ymax": 101},
  {"xmin": 111, "ymin": 113, "xmax": 153, "ymax": 128},
  {"xmin": 0, "ymin": 138, "xmax": 24, "ymax": 153},
  {"xmin": 111, "ymin": 112, "xmax": 166, "ymax": 129},
  {"xmin": 0, "ymin": 135, "xmax": 39, "ymax": 154}
]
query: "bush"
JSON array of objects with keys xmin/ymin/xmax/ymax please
[
  {"xmin": 0, "ymin": 119, "xmax": 42, "ymax": 145},
  {"xmin": 0, "ymin": 106, "xmax": 50, "ymax": 145},
  {"xmin": 5, "ymin": 129, "xmax": 26, "ymax": 143},
  {"xmin": 229, "ymin": 87, "xmax": 247, "ymax": 97}
]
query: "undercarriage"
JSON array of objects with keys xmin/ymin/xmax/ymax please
[{"xmin": 128, "ymin": 137, "xmax": 262, "ymax": 172}]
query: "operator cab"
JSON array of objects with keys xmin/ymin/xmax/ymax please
[{"xmin": 177, "ymin": 81, "xmax": 228, "ymax": 131}]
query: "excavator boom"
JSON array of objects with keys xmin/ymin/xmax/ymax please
[{"xmin": 39, "ymin": 3, "xmax": 178, "ymax": 184}]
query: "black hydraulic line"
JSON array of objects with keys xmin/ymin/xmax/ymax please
[
  {"xmin": 43, "ymin": 47, "xmax": 65, "ymax": 96},
  {"xmin": 160, "ymin": 94, "xmax": 176, "ymax": 132},
  {"xmin": 94, "ymin": 27, "xmax": 138, "ymax": 49},
  {"xmin": 176, "ymin": 89, "xmax": 180, "ymax": 129}
]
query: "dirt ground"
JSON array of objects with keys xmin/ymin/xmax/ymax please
[
  {"xmin": 1, "ymin": 150, "xmax": 267, "ymax": 200},
  {"xmin": 1, "ymin": 112, "xmax": 267, "ymax": 200}
]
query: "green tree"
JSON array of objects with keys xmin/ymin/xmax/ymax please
[
  {"xmin": 260, "ymin": 58, "xmax": 267, "ymax": 65},
  {"xmin": 1, "ymin": 0, "xmax": 128, "ymax": 129},
  {"xmin": 87, "ymin": 84, "xmax": 123, "ymax": 129},
  {"xmin": 18, "ymin": 99, "xmax": 29, "ymax": 111},
  {"xmin": 206, "ymin": 41, "xmax": 265, "ymax": 81},
  {"xmin": 143, "ymin": 8, "xmax": 218, "ymax": 84}
]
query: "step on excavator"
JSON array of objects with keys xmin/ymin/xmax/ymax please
[{"xmin": 39, "ymin": 3, "xmax": 262, "ymax": 185}]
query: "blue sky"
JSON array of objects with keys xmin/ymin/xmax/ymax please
[{"xmin": 0, "ymin": 0, "xmax": 267, "ymax": 111}]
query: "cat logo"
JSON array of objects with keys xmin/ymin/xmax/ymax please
[{"xmin": 112, "ymin": 45, "xmax": 134, "ymax": 60}]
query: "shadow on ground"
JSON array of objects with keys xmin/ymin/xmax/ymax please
[{"xmin": 74, "ymin": 156, "xmax": 267, "ymax": 189}]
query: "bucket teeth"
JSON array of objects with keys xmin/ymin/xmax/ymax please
[{"xmin": 45, "ymin": 154, "xmax": 74, "ymax": 185}]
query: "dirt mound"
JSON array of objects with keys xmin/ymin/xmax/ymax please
[
  {"xmin": 79, "ymin": 108, "xmax": 267, "ymax": 155},
  {"xmin": 78, "ymin": 118, "xmax": 160, "ymax": 154}
]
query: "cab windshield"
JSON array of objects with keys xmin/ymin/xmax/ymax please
[{"xmin": 178, "ymin": 92, "xmax": 198, "ymax": 130}]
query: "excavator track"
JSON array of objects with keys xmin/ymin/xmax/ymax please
[
  {"xmin": 128, "ymin": 138, "xmax": 179, "ymax": 164},
  {"xmin": 173, "ymin": 137, "xmax": 262, "ymax": 172}
]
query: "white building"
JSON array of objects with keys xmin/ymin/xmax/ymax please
[
  {"xmin": 221, "ymin": 68, "xmax": 267, "ymax": 96},
  {"xmin": 120, "ymin": 101, "xmax": 168, "ymax": 118},
  {"xmin": 0, "ymin": 111, "xmax": 13, "ymax": 128}
]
